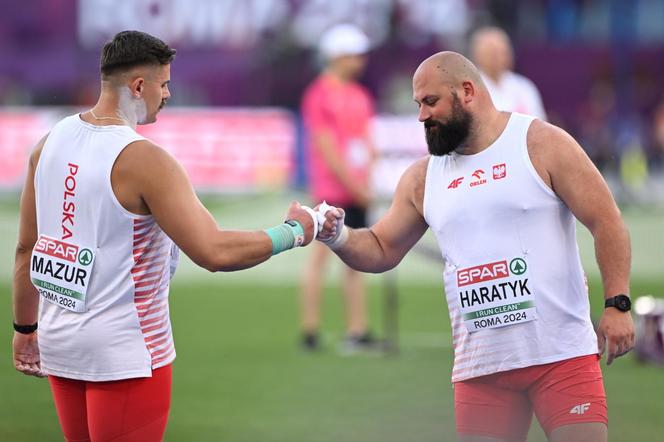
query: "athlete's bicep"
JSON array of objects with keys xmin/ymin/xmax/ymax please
[
  {"xmin": 132, "ymin": 144, "xmax": 221, "ymax": 266},
  {"xmin": 370, "ymin": 159, "xmax": 429, "ymax": 266},
  {"xmin": 535, "ymin": 124, "xmax": 620, "ymax": 229}
]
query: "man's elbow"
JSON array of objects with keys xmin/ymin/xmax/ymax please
[
  {"xmin": 194, "ymin": 252, "xmax": 242, "ymax": 273},
  {"xmin": 194, "ymin": 255, "xmax": 224, "ymax": 273},
  {"xmin": 15, "ymin": 241, "xmax": 34, "ymax": 257}
]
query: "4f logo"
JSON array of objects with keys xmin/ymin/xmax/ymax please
[
  {"xmin": 570, "ymin": 403, "xmax": 591, "ymax": 415},
  {"xmin": 447, "ymin": 177, "xmax": 464, "ymax": 189},
  {"xmin": 493, "ymin": 163, "xmax": 507, "ymax": 180}
]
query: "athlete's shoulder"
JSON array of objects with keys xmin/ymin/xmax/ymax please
[
  {"xmin": 29, "ymin": 133, "xmax": 50, "ymax": 169},
  {"xmin": 527, "ymin": 119, "xmax": 577, "ymax": 153},
  {"xmin": 117, "ymin": 139, "xmax": 180, "ymax": 176},
  {"xmin": 404, "ymin": 155, "xmax": 430, "ymax": 177},
  {"xmin": 397, "ymin": 155, "xmax": 430, "ymax": 209},
  {"xmin": 123, "ymin": 138, "xmax": 170, "ymax": 156},
  {"xmin": 527, "ymin": 118, "xmax": 585, "ymax": 181}
]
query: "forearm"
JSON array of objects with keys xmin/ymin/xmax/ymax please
[
  {"xmin": 333, "ymin": 227, "xmax": 399, "ymax": 273},
  {"xmin": 13, "ymin": 246, "xmax": 39, "ymax": 324},
  {"xmin": 196, "ymin": 230, "xmax": 274, "ymax": 272},
  {"xmin": 591, "ymin": 218, "xmax": 631, "ymax": 297}
]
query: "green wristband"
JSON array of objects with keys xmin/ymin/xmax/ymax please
[{"xmin": 264, "ymin": 220, "xmax": 305, "ymax": 255}]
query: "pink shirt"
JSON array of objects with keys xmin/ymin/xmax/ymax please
[{"xmin": 302, "ymin": 74, "xmax": 374, "ymax": 205}]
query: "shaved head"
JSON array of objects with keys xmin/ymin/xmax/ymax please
[{"xmin": 414, "ymin": 51, "xmax": 485, "ymax": 91}]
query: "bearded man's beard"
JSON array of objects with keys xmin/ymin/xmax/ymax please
[{"xmin": 424, "ymin": 96, "xmax": 473, "ymax": 156}]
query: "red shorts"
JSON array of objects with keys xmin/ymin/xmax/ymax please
[
  {"xmin": 48, "ymin": 364, "xmax": 172, "ymax": 442},
  {"xmin": 454, "ymin": 355, "xmax": 607, "ymax": 441}
]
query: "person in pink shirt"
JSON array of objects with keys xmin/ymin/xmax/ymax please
[{"xmin": 300, "ymin": 24, "xmax": 378, "ymax": 352}]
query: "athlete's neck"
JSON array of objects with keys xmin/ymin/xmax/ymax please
[
  {"xmin": 87, "ymin": 85, "xmax": 147, "ymax": 129},
  {"xmin": 456, "ymin": 111, "xmax": 511, "ymax": 155}
]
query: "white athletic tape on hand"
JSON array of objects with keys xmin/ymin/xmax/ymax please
[
  {"xmin": 315, "ymin": 201, "xmax": 349, "ymax": 250},
  {"xmin": 301, "ymin": 205, "xmax": 318, "ymax": 241},
  {"xmin": 317, "ymin": 201, "xmax": 335, "ymax": 232}
]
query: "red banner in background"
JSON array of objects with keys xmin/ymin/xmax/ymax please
[
  {"xmin": 0, "ymin": 108, "xmax": 425, "ymax": 196},
  {"xmin": 0, "ymin": 108, "xmax": 296, "ymax": 193},
  {"xmin": 0, "ymin": 111, "xmax": 54, "ymax": 188},
  {"xmin": 136, "ymin": 109, "xmax": 295, "ymax": 192}
]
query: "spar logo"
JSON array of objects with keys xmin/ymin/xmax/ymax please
[
  {"xmin": 34, "ymin": 236, "xmax": 79, "ymax": 263},
  {"xmin": 457, "ymin": 258, "xmax": 527, "ymax": 287},
  {"xmin": 470, "ymin": 169, "xmax": 487, "ymax": 187},
  {"xmin": 447, "ymin": 177, "xmax": 464, "ymax": 189},
  {"xmin": 510, "ymin": 258, "xmax": 527, "ymax": 275},
  {"xmin": 458, "ymin": 260, "xmax": 509, "ymax": 287},
  {"xmin": 78, "ymin": 249, "xmax": 93, "ymax": 266}
]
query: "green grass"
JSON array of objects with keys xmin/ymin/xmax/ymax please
[
  {"xmin": 1, "ymin": 196, "xmax": 663, "ymax": 441},
  {"xmin": 1, "ymin": 278, "xmax": 664, "ymax": 441}
]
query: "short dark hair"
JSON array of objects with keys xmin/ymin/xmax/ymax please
[{"xmin": 100, "ymin": 30, "xmax": 176, "ymax": 77}]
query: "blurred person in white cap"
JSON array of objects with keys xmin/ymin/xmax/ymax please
[
  {"xmin": 299, "ymin": 23, "xmax": 378, "ymax": 353},
  {"xmin": 470, "ymin": 26, "xmax": 547, "ymax": 120}
]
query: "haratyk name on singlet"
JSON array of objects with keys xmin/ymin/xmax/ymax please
[{"xmin": 459, "ymin": 278, "xmax": 531, "ymax": 308}]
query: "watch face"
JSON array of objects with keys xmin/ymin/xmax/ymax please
[
  {"xmin": 618, "ymin": 297, "xmax": 630, "ymax": 311},
  {"xmin": 606, "ymin": 295, "xmax": 631, "ymax": 311}
]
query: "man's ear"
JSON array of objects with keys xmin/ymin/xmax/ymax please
[
  {"xmin": 129, "ymin": 77, "xmax": 145, "ymax": 98},
  {"xmin": 461, "ymin": 80, "xmax": 476, "ymax": 104}
]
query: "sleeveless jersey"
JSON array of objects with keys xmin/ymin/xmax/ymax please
[
  {"xmin": 33, "ymin": 114, "xmax": 177, "ymax": 381},
  {"xmin": 423, "ymin": 113, "xmax": 598, "ymax": 382}
]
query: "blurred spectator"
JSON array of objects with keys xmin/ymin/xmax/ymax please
[
  {"xmin": 469, "ymin": 26, "xmax": 547, "ymax": 120},
  {"xmin": 576, "ymin": 79, "xmax": 618, "ymax": 171},
  {"xmin": 0, "ymin": 74, "xmax": 33, "ymax": 105},
  {"xmin": 649, "ymin": 98, "xmax": 664, "ymax": 171},
  {"xmin": 300, "ymin": 24, "xmax": 377, "ymax": 353}
]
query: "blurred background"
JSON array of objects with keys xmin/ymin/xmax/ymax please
[{"xmin": 0, "ymin": 1, "xmax": 663, "ymax": 441}]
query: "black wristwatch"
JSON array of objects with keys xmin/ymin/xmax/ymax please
[{"xmin": 604, "ymin": 295, "xmax": 631, "ymax": 312}]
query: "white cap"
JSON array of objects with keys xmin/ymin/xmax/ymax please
[{"xmin": 318, "ymin": 24, "xmax": 370, "ymax": 61}]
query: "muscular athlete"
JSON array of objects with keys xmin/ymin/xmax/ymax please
[
  {"xmin": 317, "ymin": 52, "xmax": 635, "ymax": 442},
  {"xmin": 12, "ymin": 31, "xmax": 335, "ymax": 442}
]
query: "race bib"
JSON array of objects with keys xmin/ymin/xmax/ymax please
[
  {"xmin": 30, "ymin": 235, "xmax": 95, "ymax": 313},
  {"xmin": 456, "ymin": 257, "xmax": 536, "ymax": 332}
]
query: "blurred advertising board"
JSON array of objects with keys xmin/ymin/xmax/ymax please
[
  {"xmin": 0, "ymin": 107, "xmax": 425, "ymax": 196},
  {"xmin": 0, "ymin": 110, "xmax": 56, "ymax": 189},
  {"xmin": 371, "ymin": 115, "xmax": 428, "ymax": 197},
  {"xmin": 135, "ymin": 108, "xmax": 295, "ymax": 192},
  {"xmin": 0, "ymin": 108, "xmax": 295, "ymax": 193},
  {"xmin": 77, "ymin": 0, "xmax": 468, "ymax": 50}
]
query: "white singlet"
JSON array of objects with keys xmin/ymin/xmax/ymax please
[
  {"xmin": 33, "ymin": 114, "xmax": 177, "ymax": 381},
  {"xmin": 481, "ymin": 71, "xmax": 547, "ymax": 121},
  {"xmin": 423, "ymin": 112, "xmax": 598, "ymax": 382}
]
